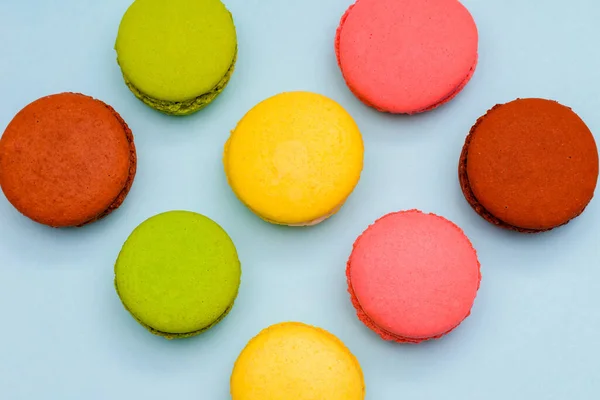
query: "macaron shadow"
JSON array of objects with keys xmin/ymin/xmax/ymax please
[
  {"xmin": 351, "ymin": 320, "xmax": 481, "ymax": 383},
  {"xmin": 104, "ymin": 278, "xmax": 240, "ymax": 372},
  {"xmin": 455, "ymin": 187, "xmax": 588, "ymax": 273}
]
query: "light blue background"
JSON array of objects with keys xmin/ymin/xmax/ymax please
[{"xmin": 1, "ymin": 0, "xmax": 599, "ymax": 398}]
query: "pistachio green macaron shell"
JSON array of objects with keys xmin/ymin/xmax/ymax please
[
  {"xmin": 115, "ymin": 0, "xmax": 237, "ymax": 114},
  {"xmin": 115, "ymin": 211, "xmax": 241, "ymax": 338}
]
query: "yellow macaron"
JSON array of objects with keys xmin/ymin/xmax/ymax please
[
  {"xmin": 223, "ymin": 92, "xmax": 364, "ymax": 225},
  {"xmin": 230, "ymin": 322, "xmax": 365, "ymax": 400}
]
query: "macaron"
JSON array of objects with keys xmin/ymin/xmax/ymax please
[
  {"xmin": 0, "ymin": 92, "xmax": 136, "ymax": 227},
  {"xmin": 335, "ymin": 0, "xmax": 478, "ymax": 114},
  {"xmin": 224, "ymin": 92, "xmax": 364, "ymax": 226},
  {"xmin": 115, "ymin": 0, "xmax": 237, "ymax": 115},
  {"xmin": 347, "ymin": 210, "xmax": 481, "ymax": 343},
  {"xmin": 230, "ymin": 322, "xmax": 365, "ymax": 400},
  {"xmin": 459, "ymin": 98, "xmax": 599, "ymax": 232},
  {"xmin": 114, "ymin": 211, "xmax": 241, "ymax": 339}
]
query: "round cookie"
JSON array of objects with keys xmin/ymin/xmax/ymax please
[
  {"xmin": 114, "ymin": 211, "xmax": 241, "ymax": 339},
  {"xmin": 115, "ymin": 0, "xmax": 237, "ymax": 115},
  {"xmin": 335, "ymin": 0, "xmax": 478, "ymax": 114},
  {"xmin": 459, "ymin": 98, "xmax": 599, "ymax": 232},
  {"xmin": 0, "ymin": 92, "xmax": 136, "ymax": 227},
  {"xmin": 347, "ymin": 210, "xmax": 481, "ymax": 343},
  {"xmin": 230, "ymin": 322, "xmax": 365, "ymax": 400},
  {"xmin": 224, "ymin": 91, "xmax": 364, "ymax": 226}
]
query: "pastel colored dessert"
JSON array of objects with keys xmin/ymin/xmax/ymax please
[
  {"xmin": 347, "ymin": 210, "xmax": 481, "ymax": 343},
  {"xmin": 459, "ymin": 98, "xmax": 599, "ymax": 232},
  {"xmin": 115, "ymin": 0, "xmax": 237, "ymax": 115},
  {"xmin": 224, "ymin": 92, "xmax": 364, "ymax": 226},
  {"xmin": 114, "ymin": 211, "xmax": 241, "ymax": 339},
  {"xmin": 230, "ymin": 322, "xmax": 365, "ymax": 400},
  {"xmin": 0, "ymin": 93, "xmax": 136, "ymax": 228},
  {"xmin": 335, "ymin": 0, "xmax": 478, "ymax": 114}
]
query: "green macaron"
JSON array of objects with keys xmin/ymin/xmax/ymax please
[
  {"xmin": 114, "ymin": 211, "xmax": 241, "ymax": 339},
  {"xmin": 114, "ymin": 0, "xmax": 237, "ymax": 115}
]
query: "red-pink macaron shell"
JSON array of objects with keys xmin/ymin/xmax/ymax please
[
  {"xmin": 335, "ymin": 0, "xmax": 478, "ymax": 114},
  {"xmin": 347, "ymin": 210, "xmax": 481, "ymax": 343}
]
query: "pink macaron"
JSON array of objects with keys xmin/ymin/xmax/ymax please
[
  {"xmin": 346, "ymin": 210, "xmax": 481, "ymax": 343},
  {"xmin": 335, "ymin": 0, "xmax": 478, "ymax": 114}
]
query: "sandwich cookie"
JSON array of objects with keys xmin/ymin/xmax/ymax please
[
  {"xmin": 224, "ymin": 92, "xmax": 364, "ymax": 226},
  {"xmin": 335, "ymin": 0, "xmax": 478, "ymax": 113},
  {"xmin": 115, "ymin": 211, "xmax": 241, "ymax": 339},
  {"xmin": 459, "ymin": 98, "xmax": 599, "ymax": 232},
  {"xmin": 347, "ymin": 210, "xmax": 481, "ymax": 343},
  {"xmin": 231, "ymin": 322, "xmax": 365, "ymax": 400},
  {"xmin": 115, "ymin": 0, "xmax": 237, "ymax": 115},
  {"xmin": 0, "ymin": 93, "xmax": 136, "ymax": 227}
]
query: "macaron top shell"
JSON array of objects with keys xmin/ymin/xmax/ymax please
[
  {"xmin": 230, "ymin": 322, "xmax": 365, "ymax": 400},
  {"xmin": 348, "ymin": 210, "xmax": 480, "ymax": 340},
  {"xmin": 115, "ymin": 0, "xmax": 236, "ymax": 102},
  {"xmin": 224, "ymin": 92, "xmax": 364, "ymax": 225},
  {"xmin": 0, "ymin": 93, "xmax": 134, "ymax": 227},
  {"xmin": 465, "ymin": 98, "xmax": 599, "ymax": 231},
  {"xmin": 115, "ymin": 211, "xmax": 241, "ymax": 336},
  {"xmin": 335, "ymin": 0, "xmax": 478, "ymax": 113}
]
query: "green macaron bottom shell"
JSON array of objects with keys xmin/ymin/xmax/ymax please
[
  {"xmin": 114, "ymin": 210, "xmax": 241, "ymax": 338},
  {"xmin": 121, "ymin": 51, "xmax": 237, "ymax": 116}
]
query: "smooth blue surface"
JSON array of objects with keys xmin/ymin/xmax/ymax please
[{"xmin": 1, "ymin": 0, "xmax": 599, "ymax": 399}]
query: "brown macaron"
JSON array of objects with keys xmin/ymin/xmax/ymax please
[
  {"xmin": 0, "ymin": 93, "xmax": 137, "ymax": 227},
  {"xmin": 459, "ymin": 98, "xmax": 599, "ymax": 233}
]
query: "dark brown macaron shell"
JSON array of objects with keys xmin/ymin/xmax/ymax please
[
  {"xmin": 459, "ymin": 98, "xmax": 599, "ymax": 232},
  {"xmin": 0, "ymin": 93, "xmax": 137, "ymax": 227}
]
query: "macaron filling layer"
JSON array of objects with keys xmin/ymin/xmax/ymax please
[
  {"xmin": 121, "ymin": 51, "xmax": 237, "ymax": 116},
  {"xmin": 285, "ymin": 203, "xmax": 343, "ymax": 226}
]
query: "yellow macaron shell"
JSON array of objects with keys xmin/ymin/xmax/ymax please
[
  {"xmin": 230, "ymin": 322, "xmax": 365, "ymax": 400},
  {"xmin": 224, "ymin": 92, "xmax": 364, "ymax": 225},
  {"xmin": 115, "ymin": 0, "xmax": 236, "ymax": 102}
]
